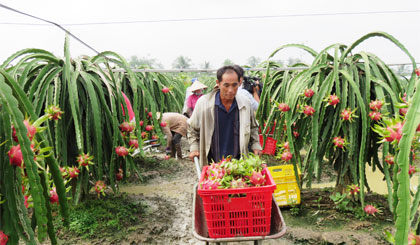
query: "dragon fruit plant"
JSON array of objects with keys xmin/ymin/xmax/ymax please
[{"xmin": 199, "ymin": 155, "xmax": 269, "ymax": 190}]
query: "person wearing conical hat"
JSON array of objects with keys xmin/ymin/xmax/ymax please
[{"xmin": 186, "ymin": 81, "xmax": 208, "ymax": 117}]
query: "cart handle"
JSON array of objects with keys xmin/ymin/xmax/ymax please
[{"xmin": 194, "ymin": 156, "xmax": 201, "ymax": 181}]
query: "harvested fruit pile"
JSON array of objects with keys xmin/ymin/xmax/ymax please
[{"xmin": 199, "ymin": 155, "xmax": 269, "ymax": 190}]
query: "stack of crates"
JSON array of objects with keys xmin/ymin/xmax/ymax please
[{"xmin": 268, "ymin": 165, "xmax": 302, "ymax": 207}]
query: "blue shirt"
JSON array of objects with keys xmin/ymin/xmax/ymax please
[{"xmin": 208, "ymin": 91, "xmax": 240, "ymax": 162}]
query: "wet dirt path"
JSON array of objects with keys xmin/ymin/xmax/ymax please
[
  {"xmin": 116, "ymin": 151, "xmax": 390, "ymax": 245},
  {"xmin": 119, "ymin": 156, "xmax": 294, "ymax": 244}
]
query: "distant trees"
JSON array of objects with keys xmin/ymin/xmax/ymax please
[
  {"xmin": 128, "ymin": 55, "xmax": 163, "ymax": 69},
  {"xmin": 200, "ymin": 61, "xmax": 211, "ymax": 69},
  {"xmin": 126, "ymin": 54, "xmax": 307, "ymax": 70},
  {"xmin": 287, "ymin": 57, "xmax": 303, "ymax": 66},
  {"xmin": 246, "ymin": 56, "xmax": 261, "ymax": 67},
  {"xmin": 172, "ymin": 56, "xmax": 192, "ymax": 69},
  {"xmin": 223, "ymin": 59, "xmax": 234, "ymax": 66}
]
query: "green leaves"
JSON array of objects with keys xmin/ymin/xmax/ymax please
[{"xmin": 258, "ymin": 31, "xmax": 418, "ymax": 244}]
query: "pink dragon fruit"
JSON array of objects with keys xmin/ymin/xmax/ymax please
[
  {"xmin": 49, "ymin": 188, "xmax": 59, "ymax": 204},
  {"xmin": 231, "ymin": 178, "xmax": 248, "ymax": 189},
  {"xmin": 364, "ymin": 204, "xmax": 378, "ymax": 215},
  {"xmin": 200, "ymin": 179, "xmax": 220, "ymax": 190},
  {"xmin": 8, "ymin": 145, "xmax": 23, "ymax": 167},
  {"xmin": 250, "ymin": 171, "xmax": 266, "ymax": 186}
]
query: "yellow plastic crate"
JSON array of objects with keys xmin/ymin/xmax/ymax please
[{"xmin": 268, "ymin": 165, "xmax": 302, "ymax": 207}]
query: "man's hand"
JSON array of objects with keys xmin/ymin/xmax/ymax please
[
  {"xmin": 189, "ymin": 151, "xmax": 200, "ymax": 161},
  {"xmin": 253, "ymin": 149, "xmax": 262, "ymax": 156}
]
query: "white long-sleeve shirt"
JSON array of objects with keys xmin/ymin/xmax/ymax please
[{"xmin": 237, "ymin": 87, "xmax": 259, "ymax": 112}]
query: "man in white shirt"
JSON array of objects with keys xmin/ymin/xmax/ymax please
[{"xmin": 234, "ymin": 65, "xmax": 260, "ymax": 113}]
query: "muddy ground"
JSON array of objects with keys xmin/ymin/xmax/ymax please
[
  {"xmin": 118, "ymin": 159, "xmax": 392, "ymax": 244},
  {"xmin": 59, "ymin": 141, "xmax": 394, "ymax": 245}
]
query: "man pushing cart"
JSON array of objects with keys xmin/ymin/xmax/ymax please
[{"xmin": 187, "ymin": 65, "xmax": 262, "ymax": 167}]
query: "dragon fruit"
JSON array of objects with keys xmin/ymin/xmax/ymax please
[
  {"xmin": 116, "ymin": 168, "xmax": 123, "ymax": 181},
  {"xmin": 369, "ymin": 111, "xmax": 381, "ymax": 121},
  {"xmin": 348, "ymin": 184, "xmax": 360, "ymax": 195},
  {"xmin": 399, "ymin": 107, "xmax": 408, "ymax": 116},
  {"xmin": 94, "ymin": 180, "xmax": 106, "ymax": 194},
  {"xmin": 333, "ymin": 136, "xmax": 346, "ymax": 149},
  {"xmin": 141, "ymin": 132, "xmax": 147, "ymax": 139},
  {"xmin": 8, "ymin": 145, "xmax": 23, "ymax": 167},
  {"xmin": 24, "ymin": 195, "xmax": 29, "ymax": 209},
  {"xmin": 328, "ymin": 94, "xmax": 340, "ymax": 106},
  {"xmin": 115, "ymin": 146, "xmax": 129, "ymax": 157},
  {"xmin": 24, "ymin": 119, "xmax": 37, "ymax": 141},
  {"xmin": 303, "ymin": 105, "xmax": 315, "ymax": 116},
  {"xmin": 304, "ymin": 88, "xmax": 315, "ymax": 98},
  {"xmin": 119, "ymin": 121, "xmax": 135, "ymax": 133},
  {"xmin": 364, "ymin": 204, "xmax": 378, "ymax": 215},
  {"xmin": 68, "ymin": 167, "xmax": 79, "ymax": 179},
  {"xmin": 200, "ymin": 179, "xmax": 220, "ymax": 190},
  {"xmin": 340, "ymin": 108, "xmax": 357, "ymax": 122},
  {"xmin": 49, "ymin": 188, "xmax": 59, "ymax": 204},
  {"xmin": 250, "ymin": 171, "xmax": 266, "ymax": 186},
  {"xmin": 128, "ymin": 139, "xmax": 139, "ymax": 149},
  {"xmin": 385, "ymin": 122, "xmax": 403, "ymax": 143},
  {"xmin": 281, "ymin": 151, "xmax": 293, "ymax": 162},
  {"xmin": 206, "ymin": 163, "xmax": 225, "ymax": 179},
  {"xmin": 369, "ymin": 100, "xmax": 383, "ymax": 111},
  {"xmin": 46, "ymin": 105, "xmax": 63, "ymax": 120},
  {"xmin": 385, "ymin": 154, "xmax": 394, "ymax": 165},
  {"xmin": 278, "ymin": 103, "xmax": 290, "ymax": 112},
  {"xmin": 161, "ymin": 87, "xmax": 170, "ymax": 93},
  {"xmin": 409, "ymin": 165, "xmax": 416, "ymax": 175},
  {"xmin": 231, "ymin": 178, "xmax": 248, "ymax": 189},
  {"xmin": 76, "ymin": 153, "xmax": 94, "ymax": 167},
  {"xmin": 0, "ymin": 230, "xmax": 8, "ymax": 245}
]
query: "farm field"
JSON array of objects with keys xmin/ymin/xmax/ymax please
[{"xmin": 1, "ymin": 31, "xmax": 419, "ymax": 244}]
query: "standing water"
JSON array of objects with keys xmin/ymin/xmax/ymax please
[{"xmin": 312, "ymin": 165, "xmax": 419, "ymax": 194}]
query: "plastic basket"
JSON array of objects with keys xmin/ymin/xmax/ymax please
[
  {"xmin": 197, "ymin": 167, "xmax": 276, "ymax": 238},
  {"xmin": 268, "ymin": 165, "xmax": 302, "ymax": 207},
  {"xmin": 259, "ymin": 134, "xmax": 277, "ymax": 155}
]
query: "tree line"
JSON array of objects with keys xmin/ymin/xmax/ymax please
[{"xmin": 127, "ymin": 55, "xmax": 303, "ymax": 69}]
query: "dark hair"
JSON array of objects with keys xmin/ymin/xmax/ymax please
[
  {"xmin": 216, "ymin": 65, "xmax": 240, "ymax": 82},
  {"xmin": 233, "ymin": 65, "xmax": 244, "ymax": 78}
]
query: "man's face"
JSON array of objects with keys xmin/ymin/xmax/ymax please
[{"xmin": 216, "ymin": 72, "xmax": 241, "ymax": 101}]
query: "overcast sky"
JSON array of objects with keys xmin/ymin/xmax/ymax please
[{"xmin": 1, "ymin": 0, "xmax": 419, "ymax": 69}]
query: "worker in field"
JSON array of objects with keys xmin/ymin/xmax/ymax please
[
  {"xmin": 234, "ymin": 65, "xmax": 261, "ymax": 114},
  {"xmin": 187, "ymin": 65, "xmax": 261, "ymax": 167},
  {"xmin": 159, "ymin": 112, "xmax": 188, "ymax": 159},
  {"xmin": 185, "ymin": 81, "xmax": 208, "ymax": 117},
  {"xmin": 182, "ymin": 78, "xmax": 198, "ymax": 117}
]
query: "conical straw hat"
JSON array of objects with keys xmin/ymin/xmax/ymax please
[{"xmin": 188, "ymin": 81, "xmax": 208, "ymax": 92}]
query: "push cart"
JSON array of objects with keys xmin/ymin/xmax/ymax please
[{"xmin": 192, "ymin": 157, "xmax": 287, "ymax": 244}]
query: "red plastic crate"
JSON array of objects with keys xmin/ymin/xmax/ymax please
[
  {"xmin": 197, "ymin": 167, "xmax": 276, "ymax": 238},
  {"xmin": 259, "ymin": 134, "xmax": 277, "ymax": 155}
]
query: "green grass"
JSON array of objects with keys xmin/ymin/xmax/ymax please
[{"xmin": 53, "ymin": 193, "xmax": 146, "ymax": 240}]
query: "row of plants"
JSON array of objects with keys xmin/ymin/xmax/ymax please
[
  {"xmin": 0, "ymin": 30, "xmax": 418, "ymax": 244},
  {"xmin": 0, "ymin": 35, "xmax": 188, "ymax": 244},
  {"xmin": 257, "ymin": 31, "xmax": 419, "ymax": 244}
]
